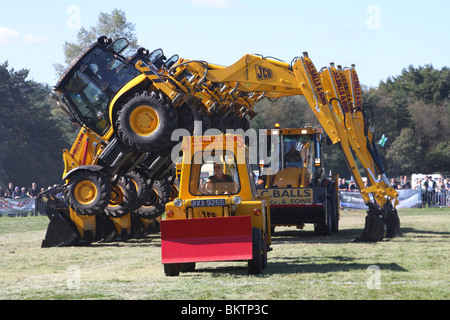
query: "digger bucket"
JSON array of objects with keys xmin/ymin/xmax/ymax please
[
  {"xmin": 41, "ymin": 207, "xmax": 80, "ymax": 248},
  {"xmin": 357, "ymin": 201, "xmax": 401, "ymax": 242},
  {"xmin": 357, "ymin": 211, "xmax": 386, "ymax": 242},
  {"xmin": 384, "ymin": 204, "xmax": 400, "ymax": 237},
  {"xmin": 160, "ymin": 216, "xmax": 253, "ymax": 264}
]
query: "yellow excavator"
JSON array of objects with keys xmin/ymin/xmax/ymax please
[
  {"xmin": 162, "ymin": 51, "xmax": 400, "ymax": 241},
  {"xmin": 40, "ymin": 36, "xmax": 399, "ymax": 246}
]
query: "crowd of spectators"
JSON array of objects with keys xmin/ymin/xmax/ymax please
[
  {"xmin": 0, "ymin": 182, "xmax": 45, "ymax": 200},
  {"xmin": 338, "ymin": 175, "xmax": 450, "ymax": 208}
]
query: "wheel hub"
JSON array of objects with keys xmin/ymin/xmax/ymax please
[
  {"xmin": 74, "ymin": 181, "xmax": 97, "ymax": 205},
  {"xmin": 130, "ymin": 105, "xmax": 159, "ymax": 136}
]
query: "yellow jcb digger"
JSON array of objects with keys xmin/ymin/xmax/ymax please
[{"xmin": 41, "ymin": 35, "xmax": 399, "ymax": 246}]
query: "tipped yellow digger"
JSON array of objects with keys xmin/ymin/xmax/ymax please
[{"xmin": 41, "ymin": 36, "xmax": 399, "ymax": 247}]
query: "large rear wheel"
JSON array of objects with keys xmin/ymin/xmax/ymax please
[{"xmin": 116, "ymin": 91, "xmax": 178, "ymax": 152}]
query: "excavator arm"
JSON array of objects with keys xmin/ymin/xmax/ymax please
[{"xmin": 166, "ymin": 52, "xmax": 400, "ymax": 241}]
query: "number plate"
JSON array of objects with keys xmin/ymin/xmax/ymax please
[{"xmin": 191, "ymin": 199, "xmax": 226, "ymax": 207}]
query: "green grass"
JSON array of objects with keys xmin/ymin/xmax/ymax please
[{"xmin": 0, "ymin": 208, "xmax": 449, "ymax": 300}]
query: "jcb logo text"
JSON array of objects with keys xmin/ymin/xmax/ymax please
[{"xmin": 256, "ymin": 65, "xmax": 273, "ymax": 80}]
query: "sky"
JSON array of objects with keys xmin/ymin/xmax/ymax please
[{"xmin": 0, "ymin": 0, "xmax": 449, "ymax": 88}]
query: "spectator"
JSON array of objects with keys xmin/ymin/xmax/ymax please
[
  {"xmin": 437, "ymin": 178, "xmax": 447, "ymax": 206},
  {"xmin": 437, "ymin": 178, "xmax": 445, "ymax": 192},
  {"xmin": 390, "ymin": 178, "xmax": 398, "ymax": 189},
  {"xmin": 363, "ymin": 179, "xmax": 369, "ymax": 189},
  {"xmin": 402, "ymin": 176, "xmax": 411, "ymax": 189},
  {"xmin": 348, "ymin": 180, "xmax": 357, "ymax": 192},
  {"xmin": 415, "ymin": 178, "xmax": 424, "ymax": 190},
  {"xmin": 445, "ymin": 178, "xmax": 450, "ymax": 190},
  {"xmin": 27, "ymin": 182, "xmax": 39, "ymax": 198},
  {"xmin": 12, "ymin": 186, "xmax": 24, "ymax": 199},
  {"xmin": 424, "ymin": 176, "xmax": 437, "ymax": 208},
  {"xmin": 4, "ymin": 182, "xmax": 14, "ymax": 199},
  {"xmin": 0, "ymin": 186, "xmax": 4, "ymax": 198},
  {"xmin": 338, "ymin": 178, "xmax": 348, "ymax": 191}
]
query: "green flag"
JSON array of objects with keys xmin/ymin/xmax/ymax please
[{"xmin": 379, "ymin": 134, "xmax": 388, "ymax": 147}]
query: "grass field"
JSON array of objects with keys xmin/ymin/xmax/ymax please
[{"xmin": 0, "ymin": 208, "xmax": 448, "ymax": 300}]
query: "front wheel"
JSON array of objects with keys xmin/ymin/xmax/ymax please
[
  {"xmin": 103, "ymin": 176, "xmax": 137, "ymax": 218},
  {"xmin": 248, "ymin": 227, "xmax": 263, "ymax": 275},
  {"xmin": 67, "ymin": 170, "xmax": 111, "ymax": 216},
  {"xmin": 164, "ymin": 263, "xmax": 180, "ymax": 277},
  {"xmin": 134, "ymin": 178, "xmax": 171, "ymax": 219}
]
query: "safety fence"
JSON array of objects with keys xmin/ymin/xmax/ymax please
[
  {"xmin": 339, "ymin": 189, "xmax": 450, "ymax": 209},
  {"xmin": 0, "ymin": 198, "xmax": 41, "ymax": 217},
  {"xmin": 419, "ymin": 190, "xmax": 450, "ymax": 208},
  {"xmin": 1, "ymin": 190, "xmax": 449, "ymax": 217}
]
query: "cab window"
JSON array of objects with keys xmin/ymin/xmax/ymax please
[{"xmin": 189, "ymin": 150, "xmax": 241, "ymax": 196}]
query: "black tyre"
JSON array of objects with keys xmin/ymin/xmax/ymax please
[
  {"xmin": 331, "ymin": 194, "xmax": 339, "ymax": 233},
  {"xmin": 126, "ymin": 170, "xmax": 150, "ymax": 211},
  {"xmin": 67, "ymin": 170, "xmax": 111, "ymax": 216},
  {"xmin": 191, "ymin": 105, "xmax": 211, "ymax": 134},
  {"xmin": 164, "ymin": 263, "xmax": 180, "ymax": 277},
  {"xmin": 180, "ymin": 263, "xmax": 196, "ymax": 273},
  {"xmin": 134, "ymin": 178, "xmax": 171, "ymax": 219},
  {"xmin": 116, "ymin": 91, "xmax": 178, "ymax": 152},
  {"xmin": 104, "ymin": 176, "xmax": 137, "ymax": 218},
  {"xmin": 209, "ymin": 113, "xmax": 225, "ymax": 133},
  {"xmin": 248, "ymin": 227, "xmax": 263, "ymax": 275},
  {"xmin": 177, "ymin": 103, "xmax": 194, "ymax": 134},
  {"xmin": 314, "ymin": 199, "xmax": 333, "ymax": 236}
]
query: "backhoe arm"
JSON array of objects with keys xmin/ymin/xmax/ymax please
[{"xmin": 169, "ymin": 52, "xmax": 400, "ymax": 241}]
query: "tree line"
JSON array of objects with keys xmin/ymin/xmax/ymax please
[{"xmin": 0, "ymin": 9, "xmax": 448, "ymax": 189}]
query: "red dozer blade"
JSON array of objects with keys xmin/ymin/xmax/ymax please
[{"xmin": 160, "ymin": 216, "xmax": 253, "ymax": 264}]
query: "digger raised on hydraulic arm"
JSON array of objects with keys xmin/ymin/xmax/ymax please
[
  {"xmin": 165, "ymin": 52, "xmax": 400, "ymax": 241},
  {"xmin": 45, "ymin": 36, "xmax": 398, "ymax": 244}
]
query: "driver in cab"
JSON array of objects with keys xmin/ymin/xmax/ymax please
[
  {"xmin": 204, "ymin": 163, "xmax": 236, "ymax": 195},
  {"xmin": 209, "ymin": 163, "xmax": 233, "ymax": 183}
]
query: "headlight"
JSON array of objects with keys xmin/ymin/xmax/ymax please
[
  {"xmin": 232, "ymin": 196, "xmax": 242, "ymax": 204},
  {"xmin": 174, "ymin": 198, "xmax": 183, "ymax": 208}
]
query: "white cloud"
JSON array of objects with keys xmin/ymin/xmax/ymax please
[
  {"xmin": 0, "ymin": 27, "xmax": 47, "ymax": 46},
  {"xmin": 186, "ymin": 0, "xmax": 240, "ymax": 9}
]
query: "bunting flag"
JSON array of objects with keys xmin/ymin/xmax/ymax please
[{"xmin": 379, "ymin": 134, "xmax": 388, "ymax": 147}]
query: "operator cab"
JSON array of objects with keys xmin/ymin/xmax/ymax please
[
  {"xmin": 262, "ymin": 126, "xmax": 323, "ymax": 188},
  {"xmin": 53, "ymin": 37, "xmax": 141, "ymax": 136},
  {"xmin": 189, "ymin": 150, "xmax": 241, "ymax": 195}
]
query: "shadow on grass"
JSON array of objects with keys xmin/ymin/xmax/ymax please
[
  {"xmin": 181, "ymin": 259, "xmax": 407, "ymax": 277},
  {"xmin": 271, "ymin": 228, "xmax": 364, "ymax": 244},
  {"xmin": 264, "ymin": 259, "xmax": 408, "ymax": 275}
]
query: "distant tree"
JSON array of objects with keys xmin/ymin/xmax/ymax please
[
  {"xmin": 0, "ymin": 62, "xmax": 70, "ymax": 188},
  {"xmin": 54, "ymin": 9, "xmax": 139, "ymax": 77},
  {"xmin": 385, "ymin": 127, "xmax": 424, "ymax": 175},
  {"xmin": 426, "ymin": 142, "xmax": 450, "ymax": 173},
  {"xmin": 251, "ymin": 96, "xmax": 318, "ymax": 131}
]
